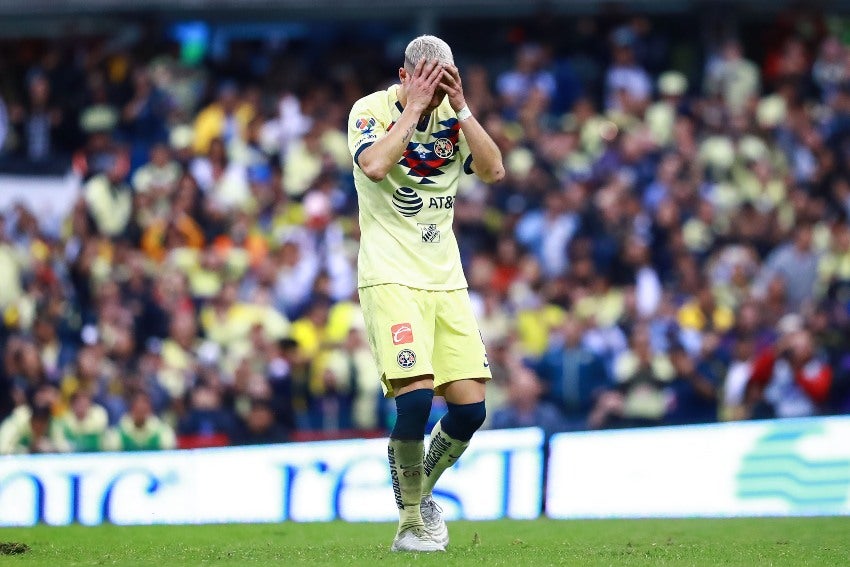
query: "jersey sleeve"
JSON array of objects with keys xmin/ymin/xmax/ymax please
[
  {"xmin": 348, "ymin": 96, "xmax": 388, "ymax": 168},
  {"xmin": 458, "ymin": 127, "xmax": 474, "ymax": 175}
]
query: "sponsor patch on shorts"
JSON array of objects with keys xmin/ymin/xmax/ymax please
[
  {"xmin": 397, "ymin": 349, "xmax": 416, "ymax": 369},
  {"xmin": 391, "ymin": 323, "xmax": 414, "ymax": 345}
]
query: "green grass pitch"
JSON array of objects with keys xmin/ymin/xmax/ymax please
[{"xmin": 1, "ymin": 517, "xmax": 849, "ymax": 566}]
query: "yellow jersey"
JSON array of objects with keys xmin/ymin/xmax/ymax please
[{"xmin": 348, "ymin": 86, "xmax": 473, "ymax": 290}]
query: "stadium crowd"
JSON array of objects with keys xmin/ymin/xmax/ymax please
[{"xmin": 1, "ymin": 8, "xmax": 850, "ymax": 454}]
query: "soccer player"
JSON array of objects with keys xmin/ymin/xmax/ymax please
[{"xmin": 348, "ymin": 35, "xmax": 505, "ymax": 552}]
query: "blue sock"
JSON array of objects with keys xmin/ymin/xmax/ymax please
[
  {"xmin": 391, "ymin": 389, "xmax": 434, "ymax": 440},
  {"xmin": 440, "ymin": 401, "xmax": 486, "ymax": 441}
]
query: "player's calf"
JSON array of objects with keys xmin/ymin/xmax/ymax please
[
  {"xmin": 422, "ymin": 400, "xmax": 486, "ymax": 496},
  {"xmin": 388, "ymin": 388, "xmax": 434, "ymax": 536},
  {"xmin": 420, "ymin": 400, "xmax": 485, "ymax": 546}
]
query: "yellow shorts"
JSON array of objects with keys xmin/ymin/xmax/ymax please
[{"xmin": 359, "ymin": 284, "xmax": 492, "ymax": 397}]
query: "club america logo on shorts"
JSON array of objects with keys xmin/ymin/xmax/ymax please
[
  {"xmin": 397, "ymin": 349, "xmax": 416, "ymax": 369},
  {"xmin": 433, "ymin": 138, "xmax": 454, "ymax": 159},
  {"xmin": 392, "ymin": 186, "xmax": 423, "ymax": 217}
]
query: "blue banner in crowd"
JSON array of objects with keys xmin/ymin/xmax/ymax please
[
  {"xmin": 0, "ymin": 428, "xmax": 543, "ymax": 526},
  {"xmin": 546, "ymin": 416, "xmax": 850, "ymax": 518},
  {"xmin": 2, "ymin": 418, "xmax": 849, "ymax": 526}
]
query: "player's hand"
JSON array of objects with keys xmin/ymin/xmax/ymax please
[
  {"xmin": 405, "ymin": 59, "xmax": 443, "ymax": 113},
  {"xmin": 439, "ymin": 64, "xmax": 467, "ymax": 112}
]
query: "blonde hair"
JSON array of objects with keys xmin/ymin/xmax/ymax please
[{"xmin": 404, "ymin": 35, "xmax": 454, "ymax": 72}]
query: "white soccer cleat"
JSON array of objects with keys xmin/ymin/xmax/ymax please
[
  {"xmin": 390, "ymin": 526, "xmax": 445, "ymax": 552},
  {"xmin": 420, "ymin": 495, "xmax": 449, "ymax": 547}
]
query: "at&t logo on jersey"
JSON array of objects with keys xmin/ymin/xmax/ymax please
[
  {"xmin": 392, "ymin": 186, "xmax": 423, "ymax": 217},
  {"xmin": 391, "ymin": 323, "xmax": 414, "ymax": 345},
  {"xmin": 428, "ymin": 196, "xmax": 454, "ymax": 209},
  {"xmin": 397, "ymin": 349, "xmax": 417, "ymax": 369}
]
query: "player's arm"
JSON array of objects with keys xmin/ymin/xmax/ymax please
[
  {"xmin": 357, "ymin": 60, "xmax": 444, "ymax": 182},
  {"xmin": 440, "ymin": 65, "xmax": 505, "ymax": 184}
]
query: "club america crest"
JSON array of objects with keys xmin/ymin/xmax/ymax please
[{"xmin": 433, "ymin": 138, "xmax": 454, "ymax": 159}]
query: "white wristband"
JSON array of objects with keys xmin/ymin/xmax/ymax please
[{"xmin": 457, "ymin": 106, "xmax": 473, "ymax": 122}]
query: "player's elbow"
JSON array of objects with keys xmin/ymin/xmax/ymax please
[
  {"xmin": 363, "ymin": 167, "xmax": 388, "ymax": 183},
  {"xmin": 479, "ymin": 164, "xmax": 505, "ymax": 184},
  {"xmin": 358, "ymin": 156, "xmax": 389, "ymax": 182}
]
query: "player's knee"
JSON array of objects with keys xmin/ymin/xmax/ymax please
[
  {"xmin": 391, "ymin": 388, "xmax": 434, "ymax": 440},
  {"xmin": 443, "ymin": 401, "xmax": 486, "ymax": 441},
  {"xmin": 458, "ymin": 401, "xmax": 487, "ymax": 432}
]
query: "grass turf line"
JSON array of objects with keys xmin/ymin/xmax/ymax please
[{"xmin": 1, "ymin": 517, "xmax": 849, "ymax": 566}]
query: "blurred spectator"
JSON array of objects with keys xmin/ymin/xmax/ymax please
[
  {"xmin": 159, "ymin": 311, "xmax": 201, "ymax": 400},
  {"xmin": 199, "ymin": 282, "xmax": 290, "ymax": 358},
  {"xmin": 274, "ymin": 239, "xmax": 320, "ymax": 319},
  {"xmin": 141, "ymin": 211, "xmax": 205, "ymax": 263},
  {"xmin": 747, "ymin": 320, "xmax": 833, "ymax": 419},
  {"xmin": 664, "ymin": 343, "xmax": 721, "ymax": 425},
  {"xmin": 232, "ymin": 398, "xmax": 288, "ymax": 445},
  {"xmin": 817, "ymin": 221, "xmax": 850, "ymax": 297},
  {"xmin": 537, "ymin": 318, "xmax": 609, "ymax": 430},
  {"xmin": 622, "ymin": 236, "xmax": 662, "ymax": 318},
  {"xmin": 192, "ymin": 81, "xmax": 254, "ymax": 156},
  {"xmin": 0, "ymin": 223, "xmax": 25, "ymax": 318},
  {"xmin": 645, "ymin": 76, "xmax": 688, "ymax": 153},
  {"xmin": 83, "ymin": 147, "xmax": 133, "ymax": 238},
  {"xmin": 491, "ymin": 363, "xmax": 566, "ymax": 438},
  {"xmin": 677, "ymin": 286, "xmax": 735, "ymax": 335},
  {"xmin": 812, "ymin": 36, "xmax": 845, "ymax": 102},
  {"xmin": 177, "ymin": 385, "xmax": 237, "ymax": 440},
  {"xmin": 132, "ymin": 143, "xmax": 182, "ymax": 197},
  {"xmin": 722, "ymin": 337, "xmax": 756, "ymax": 421},
  {"xmin": 51, "ymin": 390, "xmax": 108, "ymax": 452},
  {"xmin": 754, "ymin": 223, "xmax": 820, "ymax": 311},
  {"xmin": 515, "ymin": 190, "xmax": 579, "ymax": 278},
  {"xmin": 704, "ymin": 39, "xmax": 761, "ymax": 115},
  {"xmin": 61, "ymin": 345, "xmax": 126, "ymax": 425},
  {"xmin": 605, "ymin": 27, "xmax": 652, "ymax": 113},
  {"xmin": 9, "ymin": 72, "xmax": 66, "ymax": 168},
  {"xmin": 0, "ymin": 403, "xmax": 56, "ymax": 454},
  {"xmin": 0, "ymin": 383, "xmax": 59, "ymax": 454},
  {"xmin": 266, "ymin": 337, "xmax": 299, "ymax": 430},
  {"xmin": 33, "ymin": 314, "xmax": 76, "ymax": 384},
  {"xmin": 122, "ymin": 67, "xmax": 172, "ymax": 168},
  {"xmin": 5, "ymin": 341, "xmax": 46, "ymax": 409},
  {"xmin": 104, "ymin": 391, "xmax": 176, "ymax": 451},
  {"xmin": 316, "ymin": 326, "xmax": 380, "ymax": 431},
  {"xmin": 496, "ymin": 44, "xmax": 556, "ymax": 120},
  {"xmin": 282, "ymin": 125, "xmax": 344, "ymax": 198},
  {"xmin": 190, "ymin": 137, "xmax": 250, "ymax": 210},
  {"xmin": 463, "ymin": 65, "xmax": 499, "ymax": 117},
  {"xmin": 590, "ymin": 325, "xmax": 675, "ymax": 428},
  {"xmin": 230, "ymin": 115, "xmax": 274, "ymax": 168}
]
